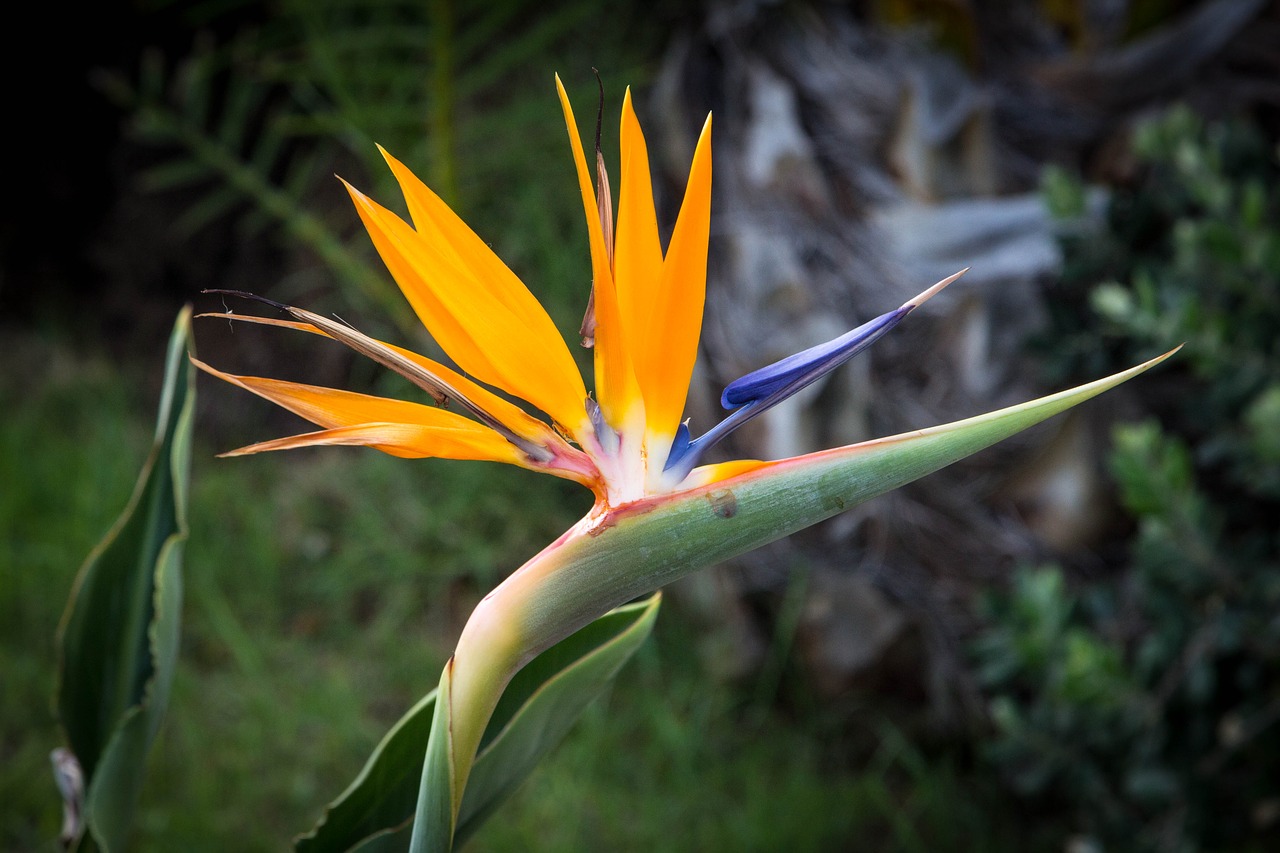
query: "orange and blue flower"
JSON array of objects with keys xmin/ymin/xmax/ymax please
[{"xmin": 197, "ymin": 76, "xmax": 960, "ymax": 508}]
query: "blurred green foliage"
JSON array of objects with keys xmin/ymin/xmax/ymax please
[
  {"xmin": 977, "ymin": 106, "xmax": 1280, "ymax": 850},
  {"xmin": 99, "ymin": 0, "xmax": 669, "ymax": 339},
  {"xmin": 0, "ymin": 332, "xmax": 583, "ymax": 850}
]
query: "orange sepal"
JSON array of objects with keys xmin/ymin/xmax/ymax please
[
  {"xmin": 220, "ymin": 422, "xmax": 523, "ymax": 463},
  {"xmin": 343, "ymin": 180, "xmax": 590, "ymax": 435},
  {"xmin": 200, "ymin": 312, "xmax": 567, "ymax": 451},
  {"xmin": 641, "ymin": 114, "xmax": 713, "ymax": 440},
  {"xmin": 555, "ymin": 74, "xmax": 642, "ymax": 430},
  {"xmin": 193, "ymin": 358, "xmax": 522, "ymax": 465}
]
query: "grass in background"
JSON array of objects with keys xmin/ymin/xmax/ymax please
[
  {"xmin": 3, "ymin": 332, "xmax": 1019, "ymax": 850},
  {"xmin": 2, "ymin": 329, "xmax": 584, "ymax": 850}
]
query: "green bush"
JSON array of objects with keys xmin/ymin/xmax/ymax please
[{"xmin": 975, "ymin": 106, "xmax": 1280, "ymax": 851}]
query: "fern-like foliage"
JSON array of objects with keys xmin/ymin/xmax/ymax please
[{"xmin": 100, "ymin": 0, "xmax": 666, "ymax": 338}]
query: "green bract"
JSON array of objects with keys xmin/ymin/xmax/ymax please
[{"xmin": 405, "ymin": 350, "xmax": 1176, "ymax": 852}]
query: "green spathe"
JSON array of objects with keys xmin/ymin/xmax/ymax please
[{"xmin": 410, "ymin": 348, "xmax": 1179, "ymax": 851}]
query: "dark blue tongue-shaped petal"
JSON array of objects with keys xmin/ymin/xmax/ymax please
[
  {"xmin": 720, "ymin": 309, "xmax": 906, "ymax": 409},
  {"xmin": 665, "ymin": 269, "xmax": 967, "ymax": 481}
]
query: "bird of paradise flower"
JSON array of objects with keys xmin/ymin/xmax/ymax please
[{"xmin": 197, "ymin": 76, "xmax": 1175, "ymax": 851}]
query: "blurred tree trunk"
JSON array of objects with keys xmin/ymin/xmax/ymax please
[{"xmin": 647, "ymin": 0, "xmax": 1277, "ymax": 724}]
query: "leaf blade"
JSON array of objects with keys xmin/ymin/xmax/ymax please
[
  {"xmin": 455, "ymin": 593, "xmax": 661, "ymax": 845},
  {"xmin": 53, "ymin": 307, "xmax": 194, "ymax": 852},
  {"xmin": 294, "ymin": 691, "xmax": 438, "ymax": 853},
  {"xmin": 297, "ymin": 595, "xmax": 659, "ymax": 853}
]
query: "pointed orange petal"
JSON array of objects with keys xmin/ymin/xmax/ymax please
[
  {"xmin": 380, "ymin": 147, "xmax": 561, "ymax": 320},
  {"xmin": 193, "ymin": 358, "xmax": 524, "ymax": 464},
  {"xmin": 555, "ymin": 74, "xmax": 642, "ymax": 429},
  {"xmin": 341, "ymin": 185, "xmax": 496, "ymax": 373},
  {"xmin": 194, "ymin": 357, "xmax": 488, "ymax": 430},
  {"xmin": 344, "ymin": 182, "xmax": 589, "ymax": 433},
  {"xmin": 555, "ymin": 74, "xmax": 615, "ymax": 305},
  {"xmin": 588, "ymin": 248, "xmax": 642, "ymax": 432},
  {"xmin": 680, "ymin": 458, "xmax": 772, "ymax": 489},
  {"xmin": 221, "ymin": 422, "xmax": 524, "ymax": 463},
  {"xmin": 614, "ymin": 87, "xmax": 665, "ymax": 382},
  {"xmin": 641, "ymin": 115, "xmax": 712, "ymax": 440},
  {"xmin": 203, "ymin": 312, "xmax": 567, "ymax": 450}
]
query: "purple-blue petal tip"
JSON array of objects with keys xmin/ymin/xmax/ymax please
[
  {"xmin": 665, "ymin": 269, "xmax": 966, "ymax": 482},
  {"xmin": 720, "ymin": 307, "xmax": 908, "ymax": 409},
  {"xmin": 665, "ymin": 421, "xmax": 693, "ymax": 469}
]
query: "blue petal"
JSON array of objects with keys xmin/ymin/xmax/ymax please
[
  {"xmin": 721, "ymin": 308, "xmax": 908, "ymax": 409},
  {"xmin": 664, "ymin": 307, "xmax": 905, "ymax": 478},
  {"xmin": 664, "ymin": 269, "xmax": 966, "ymax": 482},
  {"xmin": 664, "ymin": 421, "xmax": 693, "ymax": 471}
]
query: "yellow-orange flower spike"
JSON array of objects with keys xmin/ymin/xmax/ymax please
[{"xmin": 199, "ymin": 77, "xmax": 961, "ymax": 508}]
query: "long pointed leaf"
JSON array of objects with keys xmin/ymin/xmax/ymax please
[
  {"xmin": 298, "ymin": 595, "xmax": 660, "ymax": 852},
  {"xmin": 294, "ymin": 691, "xmax": 438, "ymax": 853},
  {"xmin": 54, "ymin": 307, "xmax": 194, "ymax": 852}
]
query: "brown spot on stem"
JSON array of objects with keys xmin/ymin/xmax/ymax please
[
  {"xmin": 587, "ymin": 505, "xmax": 622, "ymax": 536},
  {"xmin": 708, "ymin": 490, "xmax": 738, "ymax": 518}
]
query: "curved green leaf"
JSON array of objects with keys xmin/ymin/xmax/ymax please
[
  {"xmin": 295, "ymin": 690, "xmax": 438, "ymax": 853},
  {"xmin": 456, "ymin": 592, "xmax": 661, "ymax": 844},
  {"xmin": 297, "ymin": 594, "xmax": 660, "ymax": 852},
  {"xmin": 54, "ymin": 307, "xmax": 194, "ymax": 852}
]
